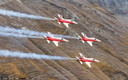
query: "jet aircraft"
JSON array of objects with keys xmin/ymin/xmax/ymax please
[
  {"xmin": 54, "ymin": 14, "xmax": 78, "ymax": 28},
  {"xmin": 76, "ymin": 53, "xmax": 100, "ymax": 67},
  {"xmin": 79, "ymin": 32, "xmax": 101, "ymax": 46},
  {"xmin": 43, "ymin": 32, "xmax": 69, "ymax": 47}
]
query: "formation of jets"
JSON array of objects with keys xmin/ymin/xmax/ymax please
[
  {"xmin": 41, "ymin": 14, "xmax": 101, "ymax": 67},
  {"xmin": 1, "ymin": 13, "xmax": 101, "ymax": 68}
]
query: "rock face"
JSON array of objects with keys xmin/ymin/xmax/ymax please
[
  {"xmin": 87, "ymin": 0, "xmax": 128, "ymax": 15},
  {"xmin": 87, "ymin": 0, "xmax": 128, "ymax": 29},
  {"xmin": 0, "ymin": 0, "xmax": 127, "ymax": 80}
]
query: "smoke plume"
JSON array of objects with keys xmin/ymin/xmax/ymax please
[
  {"xmin": 0, "ymin": 26, "xmax": 78, "ymax": 39},
  {"xmin": 0, "ymin": 50, "xmax": 75, "ymax": 60},
  {"xmin": 0, "ymin": 31, "xmax": 43, "ymax": 38},
  {"xmin": 0, "ymin": 9, "xmax": 55, "ymax": 20}
]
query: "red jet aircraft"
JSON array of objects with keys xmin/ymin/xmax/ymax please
[
  {"xmin": 79, "ymin": 32, "xmax": 101, "ymax": 46},
  {"xmin": 43, "ymin": 32, "xmax": 69, "ymax": 47},
  {"xmin": 76, "ymin": 53, "xmax": 100, "ymax": 67},
  {"xmin": 54, "ymin": 14, "xmax": 78, "ymax": 28}
]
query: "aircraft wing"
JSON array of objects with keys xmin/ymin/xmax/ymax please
[
  {"xmin": 85, "ymin": 62, "xmax": 91, "ymax": 67},
  {"xmin": 87, "ymin": 41, "xmax": 93, "ymax": 46},
  {"xmin": 63, "ymin": 23, "xmax": 69, "ymax": 28},
  {"xmin": 53, "ymin": 41, "xmax": 59, "ymax": 46}
]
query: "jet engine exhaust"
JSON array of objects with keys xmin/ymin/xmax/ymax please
[
  {"xmin": 0, "ymin": 50, "xmax": 75, "ymax": 60},
  {"xmin": 0, "ymin": 9, "xmax": 55, "ymax": 20},
  {"xmin": 0, "ymin": 26, "xmax": 78, "ymax": 39}
]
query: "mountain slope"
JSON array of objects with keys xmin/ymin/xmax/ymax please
[
  {"xmin": 0, "ymin": 0, "xmax": 127, "ymax": 80},
  {"xmin": 87, "ymin": 0, "xmax": 128, "ymax": 26}
]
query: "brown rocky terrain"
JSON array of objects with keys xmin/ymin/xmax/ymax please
[
  {"xmin": 87, "ymin": 0, "xmax": 128, "ymax": 26},
  {"xmin": 0, "ymin": 0, "xmax": 127, "ymax": 80},
  {"xmin": 87, "ymin": 0, "xmax": 128, "ymax": 15}
]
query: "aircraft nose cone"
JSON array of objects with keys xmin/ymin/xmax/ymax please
[
  {"xmin": 72, "ymin": 21, "xmax": 78, "ymax": 24},
  {"xmin": 95, "ymin": 59, "xmax": 100, "ymax": 62},
  {"xmin": 63, "ymin": 39, "xmax": 69, "ymax": 42},
  {"xmin": 74, "ymin": 22, "xmax": 78, "ymax": 24},
  {"xmin": 96, "ymin": 39, "xmax": 101, "ymax": 42}
]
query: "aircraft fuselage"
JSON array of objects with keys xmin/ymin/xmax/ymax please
[
  {"xmin": 46, "ymin": 37, "xmax": 64, "ymax": 42},
  {"xmin": 57, "ymin": 18, "xmax": 75, "ymax": 24},
  {"xmin": 81, "ymin": 37, "xmax": 98, "ymax": 42},
  {"xmin": 79, "ymin": 58, "xmax": 95, "ymax": 62}
]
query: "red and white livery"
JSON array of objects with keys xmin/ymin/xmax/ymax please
[
  {"xmin": 43, "ymin": 32, "xmax": 69, "ymax": 47},
  {"xmin": 76, "ymin": 53, "xmax": 100, "ymax": 67},
  {"xmin": 54, "ymin": 14, "xmax": 78, "ymax": 28},
  {"xmin": 79, "ymin": 32, "xmax": 101, "ymax": 46}
]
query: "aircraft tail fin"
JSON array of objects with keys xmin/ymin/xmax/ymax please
[
  {"xmin": 57, "ymin": 14, "xmax": 63, "ymax": 19},
  {"xmin": 81, "ymin": 32, "xmax": 87, "ymax": 38}
]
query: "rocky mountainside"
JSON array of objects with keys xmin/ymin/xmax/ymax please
[
  {"xmin": 87, "ymin": 0, "xmax": 128, "ymax": 15},
  {"xmin": 87, "ymin": 0, "xmax": 128, "ymax": 26},
  {"xmin": 0, "ymin": 0, "xmax": 127, "ymax": 80}
]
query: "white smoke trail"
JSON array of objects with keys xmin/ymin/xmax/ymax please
[
  {"xmin": 0, "ymin": 32, "xmax": 43, "ymax": 38},
  {"xmin": 0, "ymin": 50, "xmax": 75, "ymax": 60},
  {"xmin": 0, "ymin": 26, "xmax": 78, "ymax": 39},
  {"xmin": 0, "ymin": 9, "xmax": 55, "ymax": 20}
]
